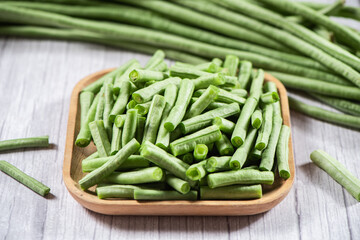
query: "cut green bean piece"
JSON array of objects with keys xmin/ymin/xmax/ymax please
[
  {"xmin": 230, "ymin": 89, "xmax": 248, "ymax": 98},
  {"xmin": 251, "ymin": 109, "xmax": 262, "ymax": 129},
  {"xmin": 166, "ymin": 174, "xmax": 191, "ymax": 194},
  {"xmin": 82, "ymin": 151, "xmax": 99, "ymax": 162},
  {"xmin": 103, "ymin": 82, "xmax": 114, "ymax": 139},
  {"xmin": 249, "ymin": 69, "xmax": 264, "ymax": 100},
  {"xmin": 129, "ymin": 68, "xmax": 167, "ymax": 83},
  {"xmin": 214, "ymin": 88, "xmax": 246, "ymax": 105},
  {"xmin": 109, "ymin": 80, "xmax": 131, "ymax": 122},
  {"xmin": 215, "ymin": 134, "xmax": 234, "ymax": 156},
  {"xmin": 104, "ymin": 167, "xmax": 164, "ymax": 185},
  {"xmin": 260, "ymin": 116, "xmax": 282, "ymax": 171},
  {"xmin": 76, "ymin": 93, "xmax": 99, "ymax": 147},
  {"xmin": 231, "ymin": 97, "xmax": 258, "ymax": 147},
  {"xmin": 180, "ymin": 103, "xmax": 240, "ymax": 134},
  {"xmin": 170, "ymin": 65, "xmax": 209, "ymax": 79},
  {"xmin": 164, "ymin": 79, "xmax": 194, "ymax": 132},
  {"xmin": 89, "ymin": 120, "xmax": 111, "ymax": 157},
  {"xmin": 205, "ymin": 156, "xmax": 231, "ymax": 173},
  {"xmin": 113, "ymin": 61, "xmax": 140, "ymax": 95},
  {"xmin": 79, "ymin": 91, "xmax": 94, "ymax": 128},
  {"xmin": 185, "ymin": 85, "xmax": 219, "ymax": 119},
  {"xmin": 132, "ymin": 77, "xmax": 181, "ymax": 104},
  {"xmin": 212, "ymin": 117, "xmax": 235, "ymax": 134},
  {"xmin": 192, "ymin": 73, "xmax": 226, "ymax": 90},
  {"xmin": 193, "ymin": 144, "xmax": 208, "ymax": 161},
  {"xmin": 134, "ymin": 189, "xmax": 197, "ymax": 200},
  {"xmin": 181, "ymin": 153, "xmax": 194, "ymax": 165},
  {"xmin": 206, "ymin": 101, "xmax": 228, "ymax": 110},
  {"xmin": 207, "ymin": 169, "xmax": 274, "ymax": 188},
  {"xmin": 255, "ymin": 104, "xmax": 273, "ymax": 150},
  {"xmin": 0, "ymin": 160, "xmax": 50, "ymax": 196},
  {"xmin": 134, "ymin": 101, "xmax": 151, "ymax": 115},
  {"xmin": 263, "ymin": 82, "xmax": 282, "ymax": 116},
  {"xmin": 110, "ymin": 124, "xmax": 122, "ymax": 156},
  {"xmin": 0, "ymin": 136, "xmax": 49, "ymax": 152},
  {"xmin": 238, "ymin": 61, "xmax": 252, "ymax": 90},
  {"xmin": 96, "ymin": 184, "xmax": 139, "ymax": 199},
  {"xmin": 261, "ymin": 92, "xmax": 280, "ymax": 104},
  {"xmin": 152, "ymin": 61, "xmax": 168, "ymax": 72},
  {"xmin": 114, "ymin": 114, "xmax": 126, "ymax": 128},
  {"xmin": 121, "ymin": 109, "xmax": 138, "ymax": 147},
  {"xmin": 95, "ymin": 87, "xmax": 105, "ymax": 121},
  {"xmin": 230, "ymin": 127, "xmax": 258, "ymax": 170},
  {"xmin": 156, "ymin": 84, "xmax": 178, "ymax": 150},
  {"xmin": 126, "ymin": 100, "xmax": 137, "ymax": 110},
  {"xmin": 82, "ymin": 155, "xmax": 150, "ymax": 172},
  {"xmin": 141, "ymin": 141, "xmax": 189, "ymax": 180},
  {"xmin": 142, "ymin": 95, "xmax": 166, "ymax": 144},
  {"xmin": 249, "ymin": 148, "xmax": 262, "ymax": 161},
  {"xmin": 83, "ymin": 59, "xmax": 138, "ymax": 94},
  {"xmin": 145, "ymin": 49, "xmax": 165, "ymax": 70},
  {"xmin": 310, "ymin": 150, "xmax": 360, "ymax": 201},
  {"xmin": 170, "ymin": 125, "xmax": 222, "ymax": 156},
  {"xmin": 276, "ymin": 125, "xmax": 291, "ymax": 180},
  {"xmin": 223, "ymin": 55, "xmax": 240, "ymax": 77},
  {"xmin": 79, "ymin": 138, "xmax": 140, "ymax": 190},
  {"xmin": 135, "ymin": 116, "xmax": 146, "ymax": 144},
  {"xmin": 200, "ymin": 184, "xmax": 262, "ymax": 200},
  {"xmin": 289, "ymin": 97, "xmax": 360, "ymax": 129},
  {"xmin": 186, "ymin": 160, "xmax": 207, "ymax": 181}
]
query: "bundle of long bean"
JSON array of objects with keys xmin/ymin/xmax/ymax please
[{"xmin": 73, "ymin": 52, "xmax": 292, "ymax": 200}]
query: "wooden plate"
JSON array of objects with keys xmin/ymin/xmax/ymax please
[{"xmin": 63, "ymin": 69, "xmax": 295, "ymax": 216}]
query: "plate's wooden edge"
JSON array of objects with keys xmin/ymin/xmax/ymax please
[{"xmin": 62, "ymin": 69, "xmax": 295, "ymax": 216}]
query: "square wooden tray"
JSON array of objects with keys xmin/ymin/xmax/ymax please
[{"xmin": 63, "ymin": 68, "xmax": 295, "ymax": 216}]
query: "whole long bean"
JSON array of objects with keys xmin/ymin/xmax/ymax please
[
  {"xmin": 276, "ymin": 125, "xmax": 291, "ymax": 180},
  {"xmin": 0, "ymin": 6, "xmax": 346, "ymax": 85},
  {"xmin": 170, "ymin": 125, "xmax": 222, "ymax": 156},
  {"xmin": 310, "ymin": 150, "xmax": 360, "ymax": 201},
  {"xmin": 132, "ymin": 77, "xmax": 181, "ymax": 104},
  {"xmin": 79, "ymin": 138, "xmax": 140, "ymax": 190},
  {"xmin": 288, "ymin": 97, "xmax": 360, "ymax": 129},
  {"xmin": 82, "ymin": 155, "xmax": 150, "ymax": 172},
  {"xmin": 142, "ymin": 95, "xmax": 166, "ymax": 144},
  {"xmin": 255, "ymin": 104, "xmax": 273, "ymax": 150},
  {"xmin": 215, "ymin": 134, "xmax": 234, "ymax": 156},
  {"xmin": 180, "ymin": 103, "xmax": 240, "ymax": 134},
  {"xmin": 76, "ymin": 93, "xmax": 99, "ymax": 147},
  {"xmin": 166, "ymin": 174, "xmax": 190, "ymax": 194},
  {"xmin": 231, "ymin": 97, "xmax": 258, "ymax": 147},
  {"xmin": 164, "ymin": 79, "xmax": 194, "ymax": 132},
  {"xmin": 141, "ymin": 141, "xmax": 189, "ymax": 180},
  {"xmin": 207, "ymin": 169, "xmax": 274, "ymax": 188},
  {"xmin": 185, "ymin": 85, "xmax": 219, "ymax": 119},
  {"xmin": 205, "ymin": 156, "xmax": 232, "ymax": 173},
  {"xmin": 109, "ymin": 80, "xmax": 131, "ymax": 122},
  {"xmin": 104, "ymin": 167, "xmax": 164, "ymax": 185},
  {"xmin": 310, "ymin": 93, "xmax": 360, "ymax": 116},
  {"xmin": 121, "ymin": 109, "xmax": 138, "ymax": 146},
  {"xmin": 0, "ymin": 160, "xmax": 50, "ymax": 196},
  {"xmin": 230, "ymin": 127, "xmax": 258, "ymax": 170},
  {"xmin": 156, "ymin": 84, "xmax": 178, "ymax": 150},
  {"xmin": 269, "ymin": 72, "xmax": 359, "ymax": 99},
  {"xmin": 134, "ymin": 189, "xmax": 197, "ymax": 200},
  {"xmin": 89, "ymin": 120, "xmax": 111, "ymax": 157},
  {"xmin": 0, "ymin": 136, "xmax": 49, "ymax": 152},
  {"xmin": 301, "ymin": 2, "xmax": 360, "ymax": 21},
  {"xmin": 200, "ymin": 185, "xmax": 262, "ymax": 200}
]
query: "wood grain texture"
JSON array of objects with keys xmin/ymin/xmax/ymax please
[{"xmin": 1, "ymin": 0, "xmax": 360, "ymax": 237}]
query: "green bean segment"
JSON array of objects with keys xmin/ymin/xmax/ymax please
[
  {"xmin": 142, "ymin": 95, "xmax": 166, "ymax": 144},
  {"xmin": 89, "ymin": 120, "xmax": 111, "ymax": 157},
  {"xmin": 82, "ymin": 155, "xmax": 150, "ymax": 172},
  {"xmin": 122, "ymin": 109, "xmax": 138, "ymax": 146},
  {"xmin": 238, "ymin": 61, "xmax": 252, "ymax": 90},
  {"xmin": 255, "ymin": 104, "xmax": 273, "ymax": 150},
  {"xmin": 193, "ymin": 144, "xmax": 208, "ymax": 161},
  {"xmin": 200, "ymin": 185, "xmax": 262, "ymax": 200},
  {"xmin": 185, "ymin": 85, "xmax": 219, "ymax": 119},
  {"xmin": 0, "ymin": 136, "xmax": 49, "ymax": 152},
  {"xmin": 276, "ymin": 125, "xmax": 291, "ymax": 179},
  {"xmin": 110, "ymin": 80, "xmax": 131, "ymax": 122},
  {"xmin": 186, "ymin": 160, "xmax": 207, "ymax": 181},
  {"xmin": 134, "ymin": 189, "xmax": 198, "ymax": 200},
  {"xmin": 96, "ymin": 184, "xmax": 139, "ymax": 199},
  {"xmin": 215, "ymin": 134, "xmax": 234, "ymax": 156},
  {"xmin": 130, "ymin": 69, "xmax": 167, "ymax": 83},
  {"xmin": 212, "ymin": 117, "xmax": 235, "ymax": 134},
  {"xmin": 205, "ymin": 156, "xmax": 231, "ymax": 173},
  {"xmin": 166, "ymin": 174, "xmax": 191, "ymax": 194},
  {"xmin": 104, "ymin": 167, "xmax": 164, "ymax": 185},
  {"xmin": 251, "ymin": 109, "xmax": 262, "ymax": 129}
]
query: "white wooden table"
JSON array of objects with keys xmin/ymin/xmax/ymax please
[{"xmin": 0, "ymin": 1, "xmax": 359, "ymax": 239}]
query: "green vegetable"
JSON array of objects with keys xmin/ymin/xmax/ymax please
[
  {"xmin": 114, "ymin": 114, "xmax": 126, "ymax": 128},
  {"xmin": 79, "ymin": 138, "xmax": 140, "ymax": 190},
  {"xmin": 82, "ymin": 155, "xmax": 150, "ymax": 172},
  {"xmin": 170, "ymin": 125, "xmax": 222, "ymax": 156},
  {"xmin": 103, "ymin": 82, "xmax": 114, "ymax": 138},
  {"xmin": 181, "ymin": 153, "xmax": 194, "ymax": 165},
  {"xmin": 205, "ymin": 156, "xmax": 231, "ymax": 173},
  {"xmin": 310, "ymin": 150, "xmax": 360, "ymax": 201},
  {"xmin": 113, "ymin": 61, "xmax": 140, "ymax": 95},
  {"xmin": 238, "ymin": 61, "xmax": 253, "ymax": 90},
  {"xmin": 96, "ymin": 184, "xmax": 139, "ymax": 199},
  {"xmin": 109, "ymin": 80, "xmax": 131, "ymax": 122},
  {"xmin": 185, "ymin": 85, "xmax": 219, "ymax": 119},
  {"xmin": 121, "ymin": 109, "xmax": 138, "ymax": 146},
  {"xmin": 255, "ymin": 104, "xmax": 273, "ymax": 150},
  {"xmin": 129, "ymin": 69, "xmax": 167, "ymax": 83},
  {"xmin": 193, "ymin": 144, "xmax": 208, "ymax": 161},
  {"xmin": 249, "ymin": 69, "xmax": 265, "ymax": 100},
  {"xmin": 200, "ymin": 185, "xmax": 262, "ymax": 200},
  {"xmin": 134, "ymin": 101, "xmax": 151, "ymax": 115},
  {"xmin": 133, "ymin": 189, "xmax": 197, "ymax": 200},
  {"xmin": 223, "ymin": 55, "xmax": 239, "ymax": 76},
  {"xmin": 135, "ymin": 116, "xmax": 146, "ymax": 144},
  {"xmin": 166, "ymin": 174, "xmax": 191, "ymax": 194},
  {"xmin": 186, "ymin": 160, "xmax": 207, "ymax": 181},
  {"xmin": 142, "ymin": 95, "xmax": 166, "ymax": 144},
  {"xmin": 192, "ymin": 73, "xmax": 226, "ymax": 90},
  {"xmin": 207, "ymin": 169, "xmax": 274, "ymax": 188},
  {"xmin": 104, "ymin": 167, "xmax": 164, "ymax": 185},
  {"xmin": 89, "ymin": 120, "xmax": 111, "ymax": 157},
  {"xmin": 260, "ymin": 92, "xmax": 280, "ymax": 104},
  {"xmin": 310, "ymin": 93, "xmax": 360, "ymax": 116},
  {"xmin": 251, "ymin": 109, "xmax": 262, "ymax": 129},
  {"xmin": 0, "ymin": 160, "xmax": 50, "ymax": 196},
  {"xmin": 170, "ymin": 65, "xmax": 208, "ymax": 79},
  {"xmin": 215, "ymin": 134, "xmax": 234, "ymax": 156},
  {"xmin": 110, "ymin": 124, "xmax": 122, "ymax": 155},
  {"xmin": 145, "ymin": 49, "xmax": 165, "ymax": 70},
  {"xmin": 212, "ymin": 117, "xmax": 235, "ymax": 134},
  {"xmin": 94, "ymin": 87, "xmax": 105, "ymax": 121},
  {"xmin": 0, "ymin": 136, "xmax": 49, "ymax": 152},
  {"xmin": 276, "ymin": 125, "xmax": 291, "ymax": 180}
]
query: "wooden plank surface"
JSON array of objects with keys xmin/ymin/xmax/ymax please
[{"xmin": 0, "ymin": 0, "xmax": 360, "ymax": 238}]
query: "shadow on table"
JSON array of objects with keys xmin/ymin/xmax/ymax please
[{"xmin": 298, "ymin": 162, "xmax": 358, "ymax": 206}]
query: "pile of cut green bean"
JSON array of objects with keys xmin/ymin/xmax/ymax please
[
  {"xmin": 75, "ymin": 52, "xmax": 291, "ymax": 200},
  {"xmin": 0, "ymin": 0, "xmax": 359, "ymax": 129}
]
